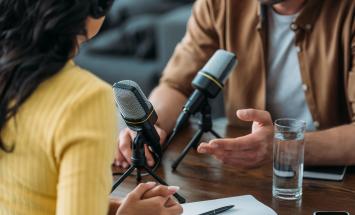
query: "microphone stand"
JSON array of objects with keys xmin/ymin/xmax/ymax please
[
  {"xmin": 111, "ymin": 130, "xmax": 186, "ymax": 204},
  {"xmin": 171, "ymin": 99, "xmax": 221, "ymax": 170}
]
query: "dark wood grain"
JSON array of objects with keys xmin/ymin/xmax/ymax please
[{"xmin": 112, "ymin": 121, "xmax": 355, "ymax": 215}]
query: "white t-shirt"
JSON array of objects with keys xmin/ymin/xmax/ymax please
[{"xmin": 266, "ymin": 8, "xmax": 315, "ymax": 131}]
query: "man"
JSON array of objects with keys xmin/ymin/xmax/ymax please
[{"xmin": 115, "ymin": 0, "xmax": 355, "ymax": 169}]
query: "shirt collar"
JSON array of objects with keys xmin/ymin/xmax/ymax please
[
  {"xmin": 293, "ymin": 0, "xmax": 323, "ymax": 31},
  {"xmin": 256, "ymin": 3, "xmax": 267, "ymax": 30},
  {"xmin": 256, "ymin": 0, "xmax": 324, "ymax": 31}
]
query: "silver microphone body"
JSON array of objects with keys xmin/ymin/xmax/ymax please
[
  {"xmin": 113, "ymin": 80, "xmax": 161, "ymax": 157},
  {"xmin": 171, "ymin": 49, "xmax": 237, "ymax": 135}
]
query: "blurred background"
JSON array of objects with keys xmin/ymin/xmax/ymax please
[{"xmin": 75, "ymin": 0, "xmax": 225, "ymax": 118}]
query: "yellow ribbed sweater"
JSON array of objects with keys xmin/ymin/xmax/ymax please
[{"xmin": 0, "ymin": 61, "xmax": 117, "ymax": 215}]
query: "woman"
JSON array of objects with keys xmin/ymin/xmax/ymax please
[{"xmin": 0, "ymin": 0, "xmax": 182, "ymax": 214}]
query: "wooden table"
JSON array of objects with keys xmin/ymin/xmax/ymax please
[{"xmin": 112, "ymin": 121, "xmax": 355, "ymax": 215}]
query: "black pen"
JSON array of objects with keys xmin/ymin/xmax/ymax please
[{"xmin": 198, "ymin": 205, "xmax": 235, "ymax": 215}]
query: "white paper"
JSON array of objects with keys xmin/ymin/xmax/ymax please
[{"xmin": 182, "ymin": 195, "xmax": 277, "ymax": 215}]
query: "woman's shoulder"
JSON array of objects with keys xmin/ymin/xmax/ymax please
[
  {"xmin": 56, "ymin": 61, "xmax": 111, "ymax": 93},
  {"xmin": 11, "ymin": 60, "xmax": 117, "ymax": 158},
  {"xmin": 50, "ymin": 62, "xmax": 118, "ymax": 161},
  {"xmin": 39, "ymin": 61, "xmax": 113, "ymax": 106},
  {"xmin": 26, "ymin": 61, "xmax": 116, "ymax": 129}
]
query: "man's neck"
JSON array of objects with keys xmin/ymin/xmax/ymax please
[{"xmin": 272, "ymin": 0, "xmax": 306, "ymax": 15}]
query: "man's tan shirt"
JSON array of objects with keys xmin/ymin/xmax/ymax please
[{"xmin": 160, "ymin": 0, "xmax": 355, "ymax": 129}]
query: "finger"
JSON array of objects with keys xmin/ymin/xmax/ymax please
[
  {"xmin": 200, "ymin": 143, "xmax": 265, "ymax": 165},
  {"xmin": 144, "ymin": 145, "xmax": 155, "ymax": 167},
  {"xmin": 156, "ymin": 126, "xmax": 168, "ymax": 144},
  {"xmin": 165, "ymin": 198, "xmax": 178, "ymax": 207},
  {"xmin": 210, "ymin": 135, "xmax": 262, "ymax": 151},
  {"xmin": 198, "ymin": 141, "xmax": 237, "ymax": 156},
  {"xmin": 197, "ymin": 142, "xmax": 215, "ymax": 154},
  {"xmin": 108, "ymin": 197, "xmax": 122, "ymax": 215},
  {"xmin": 198, "ymin": 144, "xmax": 233, "ymax": 161},
  {"xmin": 143, "ymin": 185, "xmax": 180, "ymax": 199},
  {"xmin": 197, "ymin": 141, "xmax": 232, "ymax": 154},
  {"xmin": 114, "ymin": 145, "xmax": 127, "ymax": 167},
  {"xmin": 198, "ymin": 137, "xmax": 255, "ymax": 155},
  {"xmin": 146, "ymin": 196, "xmax": 170, "ymax": 207},
  {"xmin": 127, "ymin": 182, "xmax": 157, "ymax": 200},
  {"xmin": 118, "ymin": 130, "xmax": 134, "ymax": 167},
  {"xmin": 109, "ymin": 197, "xmax": 122, "ymax": 203},
  {"xmin": 236, "ymin": 109, "xmax": 272, "ymax": 126},
  {"xmin": 165, "ymin": 204, "xmax": 184, "ymax": 215}
]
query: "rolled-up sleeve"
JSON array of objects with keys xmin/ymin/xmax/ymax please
[
  {"xmin": 347, "ymin": 17, "xmax": 355, "ymax": 122},
  {"xmin": 160, "ymin": 0, "xmax": 221, "ymax": 97}
]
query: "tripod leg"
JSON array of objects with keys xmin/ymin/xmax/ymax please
[
  {"xmin": 136, "ymin": 168, "xmax": 142, "ymax": 183},
  {"xmin": 111, "ymin": 165, "xmax": 136, "ymax": 193},
  {"xmin": 143, "ymin": 166, "xmax": 186, "ymax": 204},
  {"xmin": 210, "ymin": 129, "xmax": 222, "ymax": 138},
  {"xmin": 172, "ymin": 130, "xmax": 204, "ymax": 170}
]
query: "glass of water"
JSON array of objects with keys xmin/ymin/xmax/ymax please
[{"xmin": 272, "ymin": 118, "xmax": 306, "ymax": 200}]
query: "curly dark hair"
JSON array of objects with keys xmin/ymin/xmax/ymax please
[{"xmin": 0, "ymin": 0, "xmax": 110, "ymax": 152}]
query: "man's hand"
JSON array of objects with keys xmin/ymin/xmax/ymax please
[
  {"xmin": 115, "ymin": 125, "xmax": 168, "ymax": 168},
  {"xmin": 197, "ymin": 109, "xmax": 274, "ymax": 168}
]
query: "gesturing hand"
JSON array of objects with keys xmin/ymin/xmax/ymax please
[{"xmin": 197, "ymin": 109, "xmax": 274, "ymax": 168}]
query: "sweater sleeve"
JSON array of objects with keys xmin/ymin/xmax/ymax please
[{"xmin": 53, "ymin": 84, "xmax": 117, "ymax": 215}]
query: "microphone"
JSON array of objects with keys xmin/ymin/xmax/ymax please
[
  {"xmin": 113, "ymin": 80, "xmax": 162, "ymax": 158},
  {"xmin": 112, "ymin": 80, "xmax": 186, "ymax": 204},
  {"xmin": 165, "ymin": 49, "xmax": 237, "ymax": 149}
]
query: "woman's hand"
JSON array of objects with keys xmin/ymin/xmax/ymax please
[
  {"xmin": 142, "ymin": 184, "xmax": 180, "ymax": 207},
  {"xmin": 108, "ymin": 197, "xmax": 122, "ymax": 215},
  {"xmin": 116, "ymin": 182, "xmax": 183, "ymax": 215}
]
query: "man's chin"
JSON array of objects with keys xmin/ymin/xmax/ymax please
[{"xmin": 258, "ymin": 0, "xmax": 285, "ymax": 5}]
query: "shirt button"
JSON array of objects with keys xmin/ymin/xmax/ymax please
[
  {"xmin": 302, "ymin": 84, "xmax": 308, "ymax": 91},
  {"xmin": 290, "ymin": 23, "xmax": 298, "ymax": 31},
  {"xmin": 313, "ymin": 121, "xmax": 320, "ymax": 129},
  {"xmin": 305, "ymin": 24, "xmax": 312, "ymax": 30}
]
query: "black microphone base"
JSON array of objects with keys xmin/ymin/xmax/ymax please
[
  {"xmin": 111, "ymin": 132, "xmax": 186, "ymax": 204},
  {"xmin": 112, "ymin": 163, "xmax": 186, "ymax": 204},
  {"xmin": 171, "ymin": 128, "xmax": 221, "ymax": 171},
  {"xmin": 171, "ymin": 100, "xmax": 221, "ymax": 171}
]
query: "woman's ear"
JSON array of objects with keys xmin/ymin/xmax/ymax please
[
  {"xmin": 86, "ymin": 16, "xmax": 106, "ymax": 39},
  {"xmin": 77, "ymin": 16, "xmax": 105, "ymax": 45}
]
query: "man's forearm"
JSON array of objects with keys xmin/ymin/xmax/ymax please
[
  {"xmin": 304, "ymin": 124, "xmax": 355, "ymax": 166},
  {"xmin": 149, "ymin": 84, "xmax": 187, "ymax": 133}
]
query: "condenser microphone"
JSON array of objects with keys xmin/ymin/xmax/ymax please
[
  {"xmin": 113, "ymin": 80, "xmax": 162, "ymax": 158},
  {"xmin": 112, "ymin": 80, "xmax": 186, "ymax": 204},
  {"xmin": 165, "ymin": 49, "xmax": 237, "ymax": 149}
]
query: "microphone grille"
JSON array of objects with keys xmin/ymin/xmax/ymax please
[
  {"xmin": 202, "ymin": 49, "xmax": 237, "ymax": 83},
  {"xmin": 113, "ymin": 80, "xmax": 152, "ymax": 120}
]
